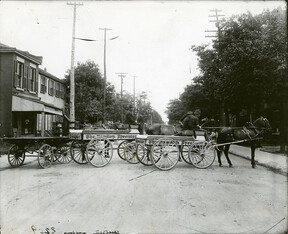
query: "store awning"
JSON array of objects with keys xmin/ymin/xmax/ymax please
[
  {"xmin": 12, "ymin": 96, "xmax": 63, "ymax": 116},
  {"xmin": 44, "ymin": 105, "xmax": 63, "ymax": 115},
  {"xmin": 12, "ymin": 96, "xmax": 44, "ymax": 112}
]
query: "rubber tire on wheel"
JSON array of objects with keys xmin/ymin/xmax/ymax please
[
  {"xmin": 8, "ymin": 144, "xmax": 25, "ymax": 168},
  {"xmin": 124, "ymin": 142, "xmax": 139, "ymax": 164},
  {"xmin": 38, "ymin": 144, "xmax": 53, "ymax": 169},
  {"xmin": 70, "ymin": 140, "xmax": 88, "ymax": 164},
  {"xmin": 117, "ymin": 140, "xmax": 129, "ymax": 160},
  {"xmin": 189, "ymin": 141, "xmax": 215, "ymax": 169},
  {"xmin": 136, "ymin": 143, "xmax": 153, "ymax": 166},
  {"xmin": 56, "ymin": 144, "xmax": 72, "ymax": 164},
  {"xmin": 86, "ymin": 137, "xmax": 113, "ymax": 167},
  {"xmin": 151, "ymin": 138, "xmax": 179, "ymax": 171}
]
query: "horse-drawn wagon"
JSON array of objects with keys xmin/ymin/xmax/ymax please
[
  {"xmin": 68, "ymin": 125, "xmax": 139, "ymax": 167},
  {"xmin": 2, "ymin": 124, "xmax": 140, "ymax": 169},
  {"xmin": 131, "ymin": 129, "xmax": 215, "ymax": 171},
  {"xmin": 3, "ymin": 136, "xmax": 71, "ymax": 168}
]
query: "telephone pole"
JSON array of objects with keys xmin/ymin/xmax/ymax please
[
  {"xmin": 205, "ymin": 9, "xmax": 225, "ymax": 41},
  {"xmin": 99, "ymin": 28, "xmax": 112, "ymax": 123},
  {"xmin": 205, "ymin": 9, "xmax": 227, "ymax": 126},
  {"xmin": 67, "ymin": 2, "xmax": 83, "ymax": 128},
  {"xmin": 116, "ymin": 72, "xmax": 128, "ymax": 123},
  {"xmin": 133, "ymin": 76, "xmax": 137, "ymax": 117}
]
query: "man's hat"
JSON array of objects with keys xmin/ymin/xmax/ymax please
[{"xmin": 194, "ymin": 109, "xmax": 201, "ymax": 115}]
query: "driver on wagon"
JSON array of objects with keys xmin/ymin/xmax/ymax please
[{"xmin": 179, "ymin": 109, "xmax": 202, "ymax": 138}]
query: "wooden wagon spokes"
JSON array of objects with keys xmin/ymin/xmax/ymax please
[
  {"xmin": 56, "ymin": 144, "xmax": 72, "ymax": 164},
  {"xmin": 70, "ymin": 140, "xmax": 88, "ymax": 164},
  {"xmin": 86, "ymin": 138, "xmax": 113, "ymax": 167},
  {"xmin": 136, "ymin": 143, "xmax": 153, "ymax": 166},
  {"xmin": 180, "ymin": 144, "xmax": 193, "ymax": 165},
  {"xmin": 8, "ymin": 144, "xmax": 25, "ymax": 168},
  {"xmin": 151, "ymin": 138, "xmax": 179, "ymax": 171},
  {"xmin": 38, "ymin": 144, "xmax": 53, "ymax": 169},
  {"xmin": 189, "ymin": 141, "xmax": 215, "ymax": 169},
  {"xmin": 117, "ymin": 140, "xmax": 129, "ymax": 160},
  {"xmin": 124, "ymin": 142, "xmax": 139, "ymax": 164}
]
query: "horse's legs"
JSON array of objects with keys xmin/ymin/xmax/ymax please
[
  {"xmin": 216, "ymin": 146, "xmax": 223, "ymax": 167},
  {"xmin": 251, "ymin": 143, "xmax": 256, "ymax": 168},
  {"xmin": 223, "ymin": 145, "xmax": 233, "ymax": 167}
]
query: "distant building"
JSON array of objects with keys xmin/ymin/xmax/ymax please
[{"xmin": 0, "ymin": 43, "xmax": 68, "ymax": 137}]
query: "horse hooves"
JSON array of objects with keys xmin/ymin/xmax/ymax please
[
  {"xmin": 229, "ymin": 164, "xmax": 233, "ymax": 167},
  {"xmin": 219, "ymin": 164, "xmax": 222, "ymax": 167},
  {"xmin": 252, "ymin": 165, "xmax": 256, "ymax": 168}
]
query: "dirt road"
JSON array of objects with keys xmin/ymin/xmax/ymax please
[{"xmin": 0, "ymin": 150, "xmax": 287, "ymax": 234}]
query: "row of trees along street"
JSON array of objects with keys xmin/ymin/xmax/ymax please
[
  {"xmin": 64, "ymin": 61, "xmax": 164, "ymax": 127},
  {"xmin": 166, "ymin": 8, "xmax": 287, "ymax": 151}
]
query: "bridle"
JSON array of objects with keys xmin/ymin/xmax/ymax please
[{"xmin": 243, "ymin": 117, "xmax": 271, "ymax": 140}]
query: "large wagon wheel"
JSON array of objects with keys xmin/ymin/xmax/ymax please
[
  {"xmin": 151, "ymin": 138, "xmax": 179, "ymax": 171},
  {"xmin": 124, "ymin": 142, "xmax": 139, "ymax": 164},
  {"xmin": 8, "ymin": 144, "xmax": 25, "ymax": 167},
  {"xmin": 70, "ymin": 140, "xmax": 88, "ymax": 164},
  {"xmin": 180, "ymin": 144, "xmax": 193, "ymax": 165},
  {"xmin": 117, "ymin": 140, "xmax": 129, "ymax": 160},
  {"xmin": 189, "ymin": 141, "xmax": 215, "ymax": 169},
  {"xmin": 86, "ymin": 138, "xmax": 113, "ymax": 167},
  {"xmin": 38, "ymin": 144, "xmax": 53, "ymax": 169},
  {"xmin": 56, "ymin": 143, "xmax": 72, "ymax": 164},
  {"xmin": 136, "ymin": 143, "xmax": 153, "ymax": 166}
]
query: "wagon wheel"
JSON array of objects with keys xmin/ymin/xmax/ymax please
[
  {"xmin": 117, "ymin": 140, "xmax": 129, "ymax": 160},
  {"xmin": 189, "ymin": 141, "xmax": 215, "ymax": 169},
  {"xmin": 8, "ymin": 144, "xmax": 25, "ymax": 167},
  {"xmin": 38, "ymin": 144, "xmax": 53, "ymax": 169},
  {"xmin": 70, "ymin": 140, "xmax": 88, "ymax": 164},
  {"xmin": 86, "ymin": 138, "xmax": 113, "ymax": 167},
  {"xmin": 180, "ymin": 144, "xmax": 193, "ymax": 165},
  {"xmin": 124, "ymin": 142, "xmax": 139, "ymax": 164},
  {"xmin": 56, "ymin": 143, "xmax": 72, "ymax": 164},
  {"xmin": 136, "ymin": 143, "xmax": 153, "ymax": 166},
  {"xmin": 151, "ymin": 138, "xmax": 179, "ymax": 171}
]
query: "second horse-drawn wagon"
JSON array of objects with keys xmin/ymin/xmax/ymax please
[
  {"xmin": 122, "ymin": 128, "xmax": 216, "ymax": 171},
  {"xmin": 68, "ymin": 124, "xmax": 140, "ymax": 167}
]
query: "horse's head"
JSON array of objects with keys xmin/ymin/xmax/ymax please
[{"xmin": 253, "ymin": 116, "xmax": 273, "ymax": 135}]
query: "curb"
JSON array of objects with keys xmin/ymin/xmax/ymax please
[{"xmin": 229, "ymin": 150, "xmax": 288, "ymax": 177}]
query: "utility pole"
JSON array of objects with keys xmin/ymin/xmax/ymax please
[
  {"xmin": 99, "ymin": 28, "xmax": 112, "ymax": 124},
  {"xmin": 116, "ymin": 72, "xmax": 127, "ymax": 123},
  {"xmin": 205, "ymin": 9, "xmax": 225, "ymax": 40},
  {"xmin": 67, "ymin": 2, "xmax": 83, "ymax": 128},
  {"xmin": 205, "ymin": 9, "xmax": 226, "ymax": 126},
  {"xmin": 133, "ymin": 76, "xmax": 136, "ymax": 117}
]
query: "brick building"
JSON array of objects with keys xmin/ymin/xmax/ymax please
[{"xmin": 0, "ymin": 44, "xmax": 68, "ymax": 137}]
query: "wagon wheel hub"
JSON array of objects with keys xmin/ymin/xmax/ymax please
[{"xmin": 15, "ymin": 150, "xmax": 23, "ymax": 158}]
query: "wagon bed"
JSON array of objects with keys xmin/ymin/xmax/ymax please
[{"xmin": 2, "ymin": 136, "xmax": 71, "ymax": 168}]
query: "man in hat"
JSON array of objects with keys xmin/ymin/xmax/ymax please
[{"xmin": 179, "ymin": 109, "xmax": 202, "ymax": 137}]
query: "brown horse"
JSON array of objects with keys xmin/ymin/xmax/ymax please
[{"xmin": 216, "ymin": 116, "xmax": 272, "ymax": 168}]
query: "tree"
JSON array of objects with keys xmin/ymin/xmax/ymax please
[
  {"xmin": 65, "ymin": 60, "xmax": 116, "ymax": 124},
  {"xmin": 189, "ymin": 8, "xmax": 286, "ymax": 125}
]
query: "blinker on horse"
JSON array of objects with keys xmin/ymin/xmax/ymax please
[{"xmin": 216, "ymin": 116, "xmax": 272, "ymax": 168}]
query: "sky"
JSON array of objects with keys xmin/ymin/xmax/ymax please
[{"xmin": 0, "ymin": 0, "xmax": 285, "ymax": 123}]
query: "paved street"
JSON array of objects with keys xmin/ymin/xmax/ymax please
[{"xmin": 0, "ymin": 148, "xmax": 287, "ymax": 234}]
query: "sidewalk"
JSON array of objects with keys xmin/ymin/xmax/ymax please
[{"xmin": 229, "ymin": 145, "xmax": 288, "ymax": 176}]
